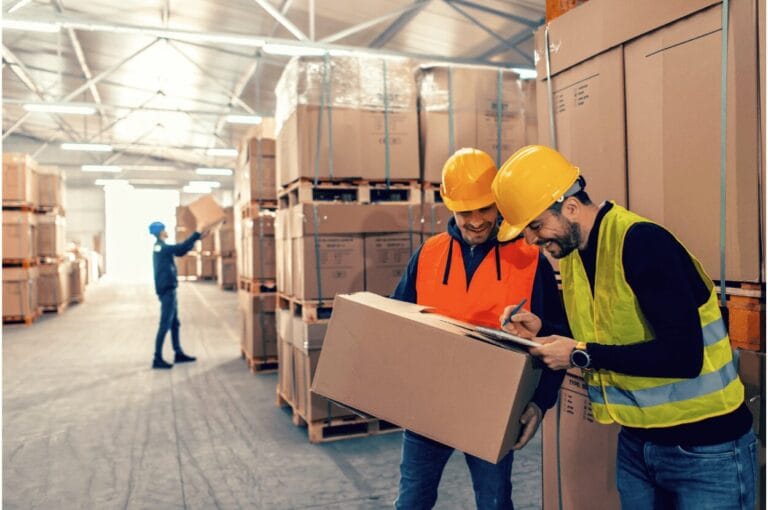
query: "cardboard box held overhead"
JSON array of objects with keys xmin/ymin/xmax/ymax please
[
  {"xmin": 187, "ymin": 195, "xmax": 226, "ymax": 232},
  {"xmin": 312, "ymin": 292, "xmax": 541, "ymax": 463}
]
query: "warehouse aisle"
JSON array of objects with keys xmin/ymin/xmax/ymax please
[{"xmin": 3, "ymin": 281, "xmax": 543, "ymax": 509}]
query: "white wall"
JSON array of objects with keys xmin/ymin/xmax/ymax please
[{"xmin": 65, "ymin": 185, "xmax": 106, "ymax": 257}]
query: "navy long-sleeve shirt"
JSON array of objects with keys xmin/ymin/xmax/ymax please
[
  {"xmin": 582, "ymin": 202, "xmax": 751, "ymax": 445},
  {"xmin": 392, "ymin": 217, "xmax": 569, "ymax": 413},
  {"xmin": 152, "ymin": 232, "xmax": 201, "ymax": 295}
]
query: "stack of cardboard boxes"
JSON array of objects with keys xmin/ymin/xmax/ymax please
[
  {"xmin": 214, "ymin": 206, "xmax": 237, "ymax": 290},
  {"xmin": 234, "ymin": 127, "xmax": 279, "ymax": 369},
  {"xmin": 534, "ymin": 0, "xmax": 765, "ymax": 506},
  {"xmin": 175, "ymin": 205, "xmax": 198, "ymax": 279},
  {"xmin": 35, "ymin": 167, "xmax": 70, "ymax": 313}
]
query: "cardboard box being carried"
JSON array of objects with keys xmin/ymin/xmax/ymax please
[
  {"xmin": 38, "ymin": 262, "xmax": 70, "ymax": 308},
  {"xmin": 3, "ymin": 210, "xmax": 37, "ymax": 261},
  {"xmin": 542, "ymin": 369, "xmax": 621, "ymax": 510},
  {"xmin": 2, "ymin": 266, "xmax": 38, "ymax": 318},
  {"xmin": 312, "ymin": 292, "xmax": 541, "ymax": 463},
  {"xmin": 187, "ymin": 195, "xmax": 226, "ymax": 232},
  {"xmin": 36, "ymin": 214, "xmax": 66, "ymax": 259},
  {"xmin": 239, "ymin": 291, "xmax": 277, "ymax": 359},
  {"xmin": 3, "ymin": 153, "xmax": 37, "ymax": 206}
]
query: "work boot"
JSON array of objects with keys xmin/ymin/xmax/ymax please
[
  {"xmin": 174, "ymin": 352, "xmax": 197, "ymax": 363},
  {"xmin": 152, "ymin": 357, "xmax": 173, "ymax": 369}
]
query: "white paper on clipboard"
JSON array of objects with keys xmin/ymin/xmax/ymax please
[{"xmin": 473, "ymin": 326, "xmax": 542, "ymax": 348}]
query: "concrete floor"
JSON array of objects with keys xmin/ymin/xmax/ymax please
[{"xmin": 3, "ymin": 280, "xmax": 543, "ymax": 509}]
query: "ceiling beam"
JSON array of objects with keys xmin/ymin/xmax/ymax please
[
  {"xmin": 445, "ymin": 0, "xmax": 540, "ymax": 28},
  {"xmin": 308, "ymin": 0, "xmax": 315, "ymax": 40},
  {"xmin": 476, "ymin": 24, "xmax": 540, "ymax": 61},
  {"xmin": 368, "ymin": 0, "xmax": 430, "ymax": 48},
  {"xmin": 251, "ymin": 0, "xmax": 308, "ymax": 41},
  {"xmin": 321, "ymin": 3, "xmax": 427, "ymax": 44}
]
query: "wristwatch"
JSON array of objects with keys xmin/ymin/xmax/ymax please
[{"xmin": 570, "ymin": 341, "xmax": 592, "ymax": 369}]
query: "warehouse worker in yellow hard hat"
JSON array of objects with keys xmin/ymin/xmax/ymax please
[
  {"xmin": 391, "ymin": 148, "xmax": 569, "ymax": 510},
  {"xmin": 493, "ymin": 145, "xmax": 756, "ymax": 509}
]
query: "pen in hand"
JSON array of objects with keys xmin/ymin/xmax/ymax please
[{"xmin": 501, "ymin": 298, "xmax": 527, "ymax": 327}]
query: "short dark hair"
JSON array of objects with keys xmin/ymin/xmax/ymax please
[{"xmin": 547, "ymin": 176, "xmax": 591, "ymax": 214}]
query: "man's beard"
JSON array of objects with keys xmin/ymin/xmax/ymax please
[{"xmin": 538, "ymin": 220, "xmax": 581, "ymax": 259}]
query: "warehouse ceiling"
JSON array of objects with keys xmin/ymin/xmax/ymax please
[{"xmin": 2, "ymin": 0, "xmax": 545, "ymax": 189}]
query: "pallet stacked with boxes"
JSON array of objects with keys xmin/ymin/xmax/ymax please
[
  {"xmin": 36, "ymin": 167, "xmax": 70, "ymax": 315},
  {"xmin": 415, "ymin": 64, "xmax": 538, "ymax": 240},
  {"xmin": 175, "ymin": 205, "xmax": 199, "ymax": 279},
  {"xmin": 533, "ymin": 1, "xmax": 766, "ymax": 507},
  {"xmin": 214, "ymin": 206, "xmax": 237, "ymax": 290},
  {"xmin": 234, "ymin": 127, "xmax": 279, "ymax": 373},
  {"xmin": 272, "ymin": 54, "xmax": 425, "ymax": 442},
  {"xmin": 3, "ymin": 154, "xmax": 40, "ymax": 325}
]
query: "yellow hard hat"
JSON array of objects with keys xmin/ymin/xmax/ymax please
[
  {"xmin": 492, "ymin": 145, "xmax": 580, "ymax": 242},
  {"xmin": 440, "ymin": 148, "xmax": 497, "ymax": 212}
]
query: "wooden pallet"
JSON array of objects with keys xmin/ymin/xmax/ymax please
[
  {"xmin": 3, "ymin": 313, "xmax": 38, "ymax": 326},
  {"xmin": 3, "ymin": 258, "xmax": 38, "ymax": 268},
  {"xmin": 34, "ymin": 205, "xmax": 64, "ymax": 215},
  {"xmin": 239, "ymin": 277, "xmax": 277, "ymax": 294},
  {"xmin": 240, "ymin": 201, "xmax": 277, "ymax": 220},
  {"xmin": 277, "ymin": 293, "xmax": 334, "ymax": 322},
  {"xmin": 69, "ymin": 295, "xmax": 85, "ymax": 305},
  {"xmin": 278, "ymin": 178, "xmax": 421, "ymax": 208},
  {"xmin": 37, "ymin": 256, "xmax": 67, "ymax": 265},
  {"xmin": 2, "ymin": 202, "xmax": 35, "ymax": 211},
  {"xmin": 198, "ymin": 275, "xmax": 216, "ymax": 282},
  {"xmin": 241, "ymin": 350, "xmax": 279, "ymax": 374},
  {"xmin": 725, "ymin": 283, "xmax": 765, "ymax": 351},
  {"xmin": 305, "ymin": 414, "xmax": 401, "ymax": 444},
  {"xmin": 421, "ymin": 182, "xmax": 444, "ymax": 204},
  {"xmin": 219, "ymin": 283, "xmax": 237, "ymax": 291},
  {"xmin": 41, "ymin": 302, "xmax": 68, "ymax": 314}
]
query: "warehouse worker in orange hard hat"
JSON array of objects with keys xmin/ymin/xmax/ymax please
[
  {"xmin": 493, "ymin": 145, "xmax": 756, "ymax": 509},
  {"xmin": 391, "ymin": 148, "xmax": 569, "ymax": 510}
]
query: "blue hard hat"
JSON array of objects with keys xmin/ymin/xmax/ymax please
[{"xmin": 148, "ymin": 221, "xmax": 165, "ymax": 236}]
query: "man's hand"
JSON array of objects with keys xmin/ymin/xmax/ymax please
[
  {"xmin": 514, "ymin": 403, "xmax": 543, "ymax": 450},
  {"xmin": 529, "ymin": 335, "xmax": 578, "ymax": 370},
  {"xmin": 499, "ymin": 309, "xmax": 542, "ymax": 339}
]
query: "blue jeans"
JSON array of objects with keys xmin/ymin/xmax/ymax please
[
  {"xmin": 394, "ymin": 430, "xmax": 514, "ymax": 510},
  {"xmin": 154, "ymin": 290, "xmax": 181, "ymax": 359},
  {"xmin": 616, "ymin": 428, "xmax": 757, "ymax": 510}
]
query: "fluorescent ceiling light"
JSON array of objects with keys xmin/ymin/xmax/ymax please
[
  {"xmin": 7, "ymin": 0, "xmax": 34, "ymax": 14},
  {"xmin": 120, "ymin": 165, "xmax": 177, "ymax": 172},
  {"xmin": 511, "ymin": 67, "xmax": 537, "ymax": 80},
  {"xmin": 128, "ymin": 179, "xmax": 179, "ymax": 185},
  {"xmin": 61, "ymin": 143, "xmax": 113, "ymax": 152},
  {"xmin": 189, "ymin": 180, "xmax": 221, "ymax": 188},
  {"xmin": 182, "ymin": 185, "xmax": 212, "ymax": 194},
  {"xmin": 2, "ymin": 19, "xmax": 60, "ymax": 32},
  {"xmin": 24, "ymin": 103, "xmax": 96, "ymax": 115},
  {"xmin": 263, "ymin": 43, "xmax": 327, "ymax": 57},
  {"xmin": 82, "ymin": 165, "xmax": 121, "ymax": 173},
  {"xmin": 225, "ymin": 114, "xmax": 263, "ymax": 125},
  {"xmin": 196, "ymin": 167, "xmax": 233, "ymax": 176},
  {"xmin": 205, "ymin": 147, "xmax": 238, "ymax": 157},
  {"xmin": 94, "ymin": 178, "xmax": 131, "ymax": 187}
]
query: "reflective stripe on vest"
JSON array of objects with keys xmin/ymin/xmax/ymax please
[
  {"xmin": 415, "ymin": 233, "xmax": 539, "ymax": 328},
  {"xmin": 561, "ymin": 203, "xmax": 744, "ymax": 428}
]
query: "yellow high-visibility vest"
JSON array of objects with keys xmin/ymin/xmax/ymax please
[{"xmin": 560, "ymin": 203, "xmax": 744, "ymax": 428}]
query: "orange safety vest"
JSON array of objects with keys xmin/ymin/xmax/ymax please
[{"xmin": 415, "ymin": 232, "xmax": 539, "ymax": 327}]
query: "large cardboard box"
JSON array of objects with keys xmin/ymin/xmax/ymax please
[
  {"xmin": 38, "ymin": 262, "xmax": 70, "ymax": 308},
  {"xmin": 36, "ymin": 214, "xmax": 66, "ymax": 258},
  {"xmin": 239, "ymin": 291, "xmax": 277, "ymax": 359},
  {"xmin": 419, "ymin": 65, "xmax": 537, "ymax": 183},
  {"xmin": 216, "ymin": 256, "xmax": 237, "ymax": 288},
  {"xmin": 294, "ymin": 347, "xmax": 350, "ymax": 422},
  {"xmin": 3, "ymin": 210, "xmax": 36, "ymax": 260},
  {"xmin": 177, "ymin": 254, "xmax": 197, "ymax": 278},
  {"xmin": 277, "ymin": 336, "xmax": 295, "ymax": 402},
  {"xmin": 313, "ymin": 292, "xmax": 541, "ymax": 463},
  {"xmin": 196, "ymin": 254, "xmax": 216, "ymax": 279},
  {"xmin": 237, "ymin": 138, "xmax": 277, "ymax": 202},
  {"xmin": 289, "ymin": 202, "xmax": 421, "ymax": 237},
  {"xmin": 2, "ymin": 266, "xmax": 38, "ymax": 317},
  {"xmin": 535, "ymin": 47, "xmax": 627, "ymax": 207},
  {"xmin": 292, "ymin": 235, "xmax": 365, "ymax": 301},
  {"xmin": 277, "ymin": 106, "xmax": 419, "ymax": 185},
  {"xmin": 214, "ymin": 228, "xmax": 235, "ymax": 255},
  {"xmin": 187, "ymin": 195, "xmax": 226, "ymax": 232},
  {"xmin": 37, "ymin": 169, "xmax": 63, "ymax": 210},
  {"xmin": 292, "ymin": 316, "xmax": 328, "ymax": 351},
  {"xmin": 421, "ymin": 202, "xmax": 452, "ymax": 239},
  {"xmin": 542, "ymin": 369, "xmax": 621, "ymax": 510},
  {"xmin": 3, "ymin": 153, "xmax": 37, "ymax": 205},
  {"xmin": 242, "ymin": 215, "xmax": 276, "ymax": 280},
  {"xmin": 625, "ymin": 0, "xmax": 761, "ymax": 282},
  {"xmin": 69, "ymin": 259, "xmax": 86, "ymax": 303},
  {"xmin": 364, "ymin": 233, "xmax": 417, "ymax": 296}
]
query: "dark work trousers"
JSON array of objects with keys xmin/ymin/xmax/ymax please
[{"xmin": 154, "ymin": 290, "xmax": 181, "ymax": 359}]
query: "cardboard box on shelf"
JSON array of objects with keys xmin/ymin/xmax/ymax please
[
  {"xmin": 542, "ymin": 369, "xmax": 621, "ymax": 510},
  {"xmin": 216, "ymin": 256, "xmax": 237, "ymax": 288},
  {"xmin": 37, "ymin": 168, "xmax": 63, "ymax": 210},
  {"xmin": 214, "ymin": 228, "xmax": 236, "ymax": 255},
  {"xmin": 535, "ymin": 46, "xmax": 627, "ymax": 207},
  {"xmin": 294, "ymin": 346, "xmax": 351, "ymax": 422},
  {"xmin": 624, "ymin": 0, "xmax": 761, "ymax": 282},
  {"xmin": 36, "ymin": 214, "xmax": 66, "ymax": 258},
  {"xmin": 291, "ymin": 315, "xmax": 328, "ymax": 351},
  {"xmin": 420, "ymin": 202, "xmax": 452, "ymax": 239},
  {"xmin": 196, "ymin": 254, "xmax": 217, "ymax": 279},
  {"xmin": 38, "ymin": 262, "xmax": 70, "ymax": 308},
  {"xmin": 69, "ymin": 259, "xmax": 87, "ymax": 303},
  {"xmin": 187, "ymin": 195, "xmax": 226, "ymax": 232},
  {"xmin": 277, "ymin": 336, "xmax": 295, "ymax": 402},
  {"xmin": 239, "ymin": 291, "xmax": 277, "ymax": 359},
  {"xmin": 177, "ymin": 254, "xmax": 198, "ymax": 278},
  {"xmin": 364, "ymin": 233, "xmax": 417, "ymax": 296},
  {"xmin": 3, "ymin": 210, "xmax": 37, "ymax": 260},
  {"xmin": 241, "ymin": 214, "xmax": 276, "ymax": 280},
  {"xmin": 312, "ymin": 292, "xmax": 541, "ymax": 463},
  {"xmin": 237, "ymin": 138, "xmax": 277, "ymax": 202},
  {"xmin": 2, "ymin": 153, "xmax": 37, "ymax": 205},
  {"xmin": 292, "ymin": 235, "xmax": 365, "ymax": 301},
  {"xmin": 289, "ymin": 202, "xmax": 421, "ymax": 237},
  {"xmin": 2, "ymin": 266, "xmax": 38, "ymax": 317}
]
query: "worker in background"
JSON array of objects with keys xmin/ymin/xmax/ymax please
[
  {"xmin": 391, "ymin": 148, "xmax": 568, "ymax": 510},
  {"xmin": 148, "ymin": 221, "xmax": 203, "ymax": 369},
  {"xmin": 494, "ymin": 145, "xmax": 756, "ymax": 509}
]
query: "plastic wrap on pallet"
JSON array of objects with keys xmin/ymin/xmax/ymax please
[
  {"xmin": 275, "ymin": 54, "xmax": 417, "ymax": 136},
  {"xmin": 418, "ymin": 64, "xmax": 527, "ymax": 113}
]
